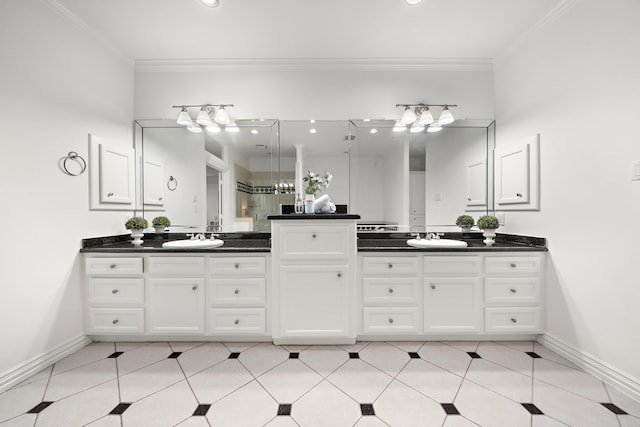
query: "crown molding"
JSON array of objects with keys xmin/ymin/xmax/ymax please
[
  {"xmin": 134, "ymin": 57, "xmax": 494, "ymax": 73},
  {"xmin": 40, "ymin": 0, "xmax": 132, "ymax": 65}
]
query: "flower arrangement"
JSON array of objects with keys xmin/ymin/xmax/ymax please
[
  {"xmin": 152, "ymin": 216, "xmax": 171, "ymax": 227},
  {"xmin": 477, "ymin": 215, "xmax": 500, "ymax": 230},
  {"xmin": 303, "ymin": 170, "xmax": 332, "ymax": 195},
  {"xmin": 455, "ymin": 215, "xmax": 475, "ymax": 229},
  {"xmin": 125, "ymin": 216, "xmax": 148, "ymax": 230}
]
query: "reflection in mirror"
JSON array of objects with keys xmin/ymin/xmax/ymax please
[
  {"xmin": 135, "ymin": 119, "xmax": 278, "ymax": 232},
  {"xmin": 349, "ymin": 119, "xmax": 494, "ymax": 231}
]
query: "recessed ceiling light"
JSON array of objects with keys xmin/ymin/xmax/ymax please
[
  {"xmin": 310, "ymin": 119, "xmax": 316, "ymax": 123},
  {"xmin": 369, "ymin": 129, "xmax": 378, "ymax": 134},
  {"xmin": 405, "ymin": 0, "xmax": 423, "ymax": 4},
  {"xmin": 199, "ymin": 0, "xmax": 220, "ymax": 7},
  {"xmin": 251, "ymin": 129, "xmax": 259, "ymax": 135},
  {"xmin": 309, "ymin": 129, "xmax": 317, "ymax": 134}
]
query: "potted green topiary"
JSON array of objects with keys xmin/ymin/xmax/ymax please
[
  {"xmin": 152, "ymin": 216, "xmax": 171, "ymax": 233},
  {"xmin": 125, "ymin": 216, "xmax": 148, "ymax": 245},
  {"xmin": 477, "ymin": 215, "xmax": 500, "ymax": 245},
  {"xmin": 455, "ymin": 215, "xmax": 475, "ymax": 232}
]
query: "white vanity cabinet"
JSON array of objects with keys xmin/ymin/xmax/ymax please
[{"xmin": 271, "ymin": 218, "xmax": 358, "ymax": 344}]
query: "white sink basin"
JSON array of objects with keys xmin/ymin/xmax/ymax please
[
  {"xmin": 162, "ymin": 239, "xmax": 224, "ymax": 249},
  {"xmin": 407, "ymin": 238, "xmax": 467, "ymax": 248}
]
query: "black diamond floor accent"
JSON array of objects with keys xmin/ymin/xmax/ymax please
[
  {"xmin": 526, "ymin": 352, "xmax": 541, "ymax": 358},
  {"xmin": 602, "ymin": 403, "xmax": 628, "ymax": 415},
  {"xmin": 441, "ymin": 403, "xmax": 460, "ymax": 415},
  {"xmin": 408, "ymin": 352, "xmax": 420, "ymax": 359},
  {"xmin": 289, "ymin": 352, "xmax": 299, "ymax": 359},
  {"xmin": 168, "ymin": 352, "xmax": 182, "ymax": 359},
  {"xmin": 109, "ymin": 403, "xmax": 132, "ymax": 415},
  {"xmin": 467, "ymin": 352, "xmax": 482, "ymax": 359},
  {"xmin": 521, "ymin": 403, "xmax": 544, "ymax": 415},
  {"xmin": 277, "ymin": 404, "xmax": 292, "ymax": 416},
  {"xmin": 107, "ymin": 352, "xmax": 123, "ymax": 359},
  {"xmin": 360, "ymin": 403, "xmax": 375, "ymax": 416},
  {"xmin": 228, "ymin": 352, "xmax": 240, "ymax": 359},
  {"xmin": 349, "ymin": 352, "xmax": 360, "ymax": 359},
  {"xmin": 193, "ymin": 404, "xmax": 211, "ymax": 416},
  {"xmin": 27, "ymin": 402, "xmax": 53, "ymax": 414}
]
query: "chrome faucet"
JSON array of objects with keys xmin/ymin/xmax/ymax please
[
  {"xmin": 209, "ymin": 233, "xmax": 220, "ymax": 240},
  {"xmin": 195, "ymin": 233, "xmax": 206, "ymax": 240},
  {"xmin": 426, "ymin": 232, "xmax": 443, "ymax": 240},
  {"xmin": 411, "ymin": 232, "xmax": 422, "ymax": 240}
]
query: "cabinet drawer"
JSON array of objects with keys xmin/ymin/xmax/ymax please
[
  {"xmin": 484, "ymin": 307, "xmax": 541, "ymax": 333},
  {"xmin": 484, "ymin": 256, "xmax": 541, "ymax": 274},
  {"xmin": 278, "ymin": 224, "xmax": 352, "ymax": 259},
  {"xmin": 362, "ymin": 257, "xmax": 419, "ymax": 275},
  {"xmin": 363, "ymin": 308, "xmax": 420, "ymax": 334},
  {"xmin": 209, "ymin": 257, "xmax": 266, "ymax": 275},
  {"xmin": 362, "ymin": 278, "xmax": 419, "ymax": 306},
  {"xmin": 424, "ymin": 256, "xmax": 481, "ymax": 275},
  {"xmin": 485, "ymin": 277, "xmax": 541, "ymax": 305},
  {"xmin": 87, "ymin": 308, "xmax": 144, "ymax": 333},
  {"xmin": 89, "ymin": 278, "xmax": 144, "ymax": 305},
  {"xmin": 209, "ymin": 308, "xmax": 266, "ymax": 334},
  {"xmin": 85, "ymin": 257, "xmax": 143, "ymax": 275},
  {"xmin": 148, "ymin": 257, "xmax": 205, "ymax": 276},
  {"xmin": 209, "ymin": 278, "xmax": 266, "ymax": 306}
]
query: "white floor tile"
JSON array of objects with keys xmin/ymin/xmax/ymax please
[
  {"xmin": 494, "ymin": 341, "xmax": 534, "ymax": 352},
  {"xmin": 84, "ymin": 416, "xmax": 123, "ymax": 427},
  {"xmin": 178, "ymin": 342, "xmax": 231, "ymax": 377},
  {"xmin": 359, "ymin": 342, "xmax": 410, "ymax": 377},
  {"xmin": 35, "ymin": 380, "xmax": 119, "ymax": 427},
  {"xmin": 115, "ymin": 342, "xmax": 174, "ymax": 376},
  {"xmin": 222, "ymin": 342, "xmax": 259, "ymax": 353},
  {"xmin": 0, "ymin": 379, "xmax": 48, "ymax": 423},
  {"xmin": 375, "ymin": 380, "xmax": 446, "ymax": 427},
  {"xmin": 121, "ymin": 380, "xmax": 198, "ymax": 427},
  {"xmin": 265, "ymin": 416, "xmax": 300, "ymax": 427},
  {"xmin": 353, "ymin": 416, "xmax": 389, "ymax": 426},
  {"xmin": 532, "ymin": 379, "xmax": 619, "ymax": 427},
  {"xmin": 0, "ymin": 414, "xmax": 37, "ymax": 427},
  {"xmin": 118, "ymin": 358, "xmax": 185, "ymax": 402},
  {"xmin": 281, "ymin": 345, "xmax": 309, "ymax": 353},
  {"xmin": 238, "ymin": 343, "xmax": 289, "ymax": 377},
  {"xmin": 447, "ymin": 342, "xmax": 480, "ymax": 352},
  {"xmin": 169, "ymin": 342, "xmax": 204, "ymax": 352},
  {"xmin": 533, "ymin": 358, "xmax": 609, "ymax": 402},
  {"xmin": 51, "ymin": 343, "xmax": 115, "ymax": 375},
  {"xmin": 455, "ymin": 379, "xmax": 531, "ymax": 427},
  {"xmin": 442, "ymin": 416, "xmax": 482, "ymax": 427},
  {"xmin": 338, "ymin": 342, "xmax": 371, "ymax": 353},
  {"xmin": 44, "ymin": 359, "xmax": 117, "ymax": 401},
  {"xmin": 619, "ymin": 416, "xmax": 640, "ymax": 427},
  {"xmin": 291, "ymin": 380, "xmax": 361, "ymax": 427},
  {"xmin": 327, "ymin": 360, "xmax": 393, "ymax": 403},
  {"xmin": 174, "ymin": 416, "xmax": 211, "ymax": 426},
  {"xmin": 115, "ymin": 342, "xmax": 150, "ymax": 352},
  {"xmin": 15, "ymin": 367, "xmax": 52, "ymax": 388},
  {"xmin": 605, "ymin": 384, "xmax": 640, "ymax": 418},
  {"xmin": 188, "ymin": 359, "xmax": 253, "ymax": 403},
  {"xmin": 206, "ymin": 380, "xmax": 278, "ymax": 427},
  {"xmin": 531, "ymin": 415, "xmax": 572, "ymax": 426},
  {"xmin": 386, "ymin": 341, "xmax": 424, "ymax": 352},
  {"xmin": 298, "ymin": 346, "xmax": 348, "ymax": 377},
  {"xmin": 257, "ymin": 360, "xmax": 323, "ymax": 403},
  {"xmin": 418, "ymin": 342, "xmax": 472, "ymax": 377},
  {"xmin": 533, "ymin": 343, "xmax": 579, "ymax": 369},
  {"xmin": 396, "ymin": 359, "xmax": 463, "ymax": 402},
  {"xmin": 465, "ymin": 359, "xmax": 533, "ymax": 402},
  {"xmin": 476, "ymin": 342, "xmax": 533, "ymax": 376}
]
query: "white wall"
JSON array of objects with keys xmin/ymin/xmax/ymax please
[
  {"xmin": 0, "ymin": 0, "xmax": 133, "ymax": 382},
  {"xmin": 494, "ymin": 0, "xmax": 640, "ymax": 383}
]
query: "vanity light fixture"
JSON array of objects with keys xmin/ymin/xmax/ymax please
[
  {"xmin": 225, "ymin": 120, "xmax": 240, "ymax": 133},
  {"xmin": 173, "ymin": 103, "xmax": 234, "ymax": 131},
  {"xmin": 186, "ymin": 122, "xmax": 203, "ymax": 133},
  {"xmin": 395, "ymin": 103, "xmax": 457, "ymax": 132},
  {"xmin": 196, "ymin": 106, "xmax": 214, "ymax": 126},
  {"xmin": 405, "ymin": 0, "xmax": 424, "ymax": 4},
  {"xmin": 392, "ymin": 120, "xmax": 407, "ymax": 132},
  {"xmin": 205, "ymin": 124, "xmax": 221, "ymax": 133},
  {"xmin": 198, "ymin": 0, "xmax": 220, "ymax": 7},
  {"xmin": 214, "ymin": 106, "xmax": 231, "ymax": 125},
  {"xmin": 176, "ymin": 107, "xmax": 193, "ymax": 126}
]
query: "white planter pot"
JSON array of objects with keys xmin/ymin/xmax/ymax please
[
  {"xmin": 482, "ymin": 229, "xmax": 497, "ymax": 245},
  {"xmin": 130, "ymin": 229, "xmax": 144, "ymax": 245},
  {"xmin": 154, "ymin": 226, "xmax": 166, "ymax": 234}
]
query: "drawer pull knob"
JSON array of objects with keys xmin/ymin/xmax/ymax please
[
  {"xmin": 516, "ymin": 193, "xmax": 523, "ymax": 198},
  {"xmin": 109, "ymin": 264, "xmax": 116, "ymax": 269},
  {"xmin": 234, "ymin": 289, "xmax": 240, "ymax": 295},
  {"xmin": 337, "ymin": 272, "xmax": 342, "ymax": 278},
  {"xmin": 192, "ymin": 285, "xmax": 198, "ymax": 291},
  {"xmin": 112, "ymin": 319, "xmax": 119, "ymax": 325},
  {"xmin": 112, "ymin": 289, "xmax": 119, "ymax": 294},
  {"xmin": 234, "ymin": 263, "xmax": 240, "ymax": 269},
  {"xmin": 312, "ymin": 233, "xmax": 317, "ymax": 239},
  {"xmin": 388, "ymin": 288, "xmax": 394, "ymax": 294},
  {"xmin": 510, "ymin": 263, "xmax": 517, "ymax": 268},
  {"xmin": 388, "ymin": 318, "xmax": 394, "ymax": 324},
  {"xmin": 430, "ymin": 284, "xmax": 436, "ymax": 290},
  {"xmin": 510, "ymin": 288, "xmax": 517, "ymax": 293},
  {"xmin": 388, "ymin": 263, "xmax": 393, "ymax": 269},
  {"xmin": 511, "ymin": 318, "xmax": 517, "ymax": 323},
  {"xmin": 107, "ymin": 192, "xmax": 114, "ymax": 197},
  {"xmin": 158, "ymin": 197, "xmax": 163, "ymax": 201},
  {"xmin": 234, "ymin": 319, "xmax": 240, "ymax": 325}
]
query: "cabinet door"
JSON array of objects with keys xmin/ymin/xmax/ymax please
[
  {"xmin": 495, "ymin": 144, "xmax": 530, "ymax": 205},
  {"xmin": 99, "ymin": 143, "xmax": 135, "ymax": 204},
  {"xmin": 148, "ymin": 278, "xmax": 204, "ymax": 334},
  {"xmin": 143, "ymin": 158, "xmax": 164, "ymax": 206},
  {"xmin": 278, "ymin": 264, "xmax": 350, "ymax": 338},
  {"xmin": 466, "ymin": 159, "xmax": 487, "ymax": 207},
  {"xmin": 423, "ymin": 277, "xmax": 482, "ymax": 333}
]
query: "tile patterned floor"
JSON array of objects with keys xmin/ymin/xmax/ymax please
[{"xmin": 1, "ymin": 341, "xmax": 639, "ymax": 427}]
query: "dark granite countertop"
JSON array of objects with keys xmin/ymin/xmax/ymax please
[
  {"xmin": 357, "ymin": 232, "xmax": 547, "ymax": 252},
  {"xmin": 80, "ymin": 232, "xmax": 271, "ymax": 253},
  {"xmin": 268, "ymin": 214, "xmax": 361, "ymax": 220}
]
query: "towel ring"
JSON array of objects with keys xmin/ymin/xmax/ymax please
[
  {"xmin": 62, "ymin": 151, "xmax": 87, "ymax": 176},
  {"xmin": 167, "ymin": 176, "xmax": 178, "ymax": 191}
]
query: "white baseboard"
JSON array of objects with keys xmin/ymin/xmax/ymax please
[
  {"xmin": 538, "ymin": 333, "xmax": 640, "ymax": 402},
  {"xmin": 0, "ymin": 334, "xmax": 91, "ymax": 393}
]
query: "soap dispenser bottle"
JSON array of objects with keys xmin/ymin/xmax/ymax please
[{"xmin": 294, "ymin": 193, "xmax": 304, "ymax": 214}]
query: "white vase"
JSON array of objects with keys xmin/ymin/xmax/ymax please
[
  {"xmin": 461, "ymin": 226, "xmax": 472, "ymax": 232},
  {"xmin": 154, "ymin": 226, "xmax": 166, "ymax": 234},
  {"xmin": 482, "ymin": 229, "xmax": 497, "ymax": 245},
  {"xmin": 130, "ymin": 229, "xmax": 144, "ymax": 245},
  {"xmin": 304, "ymin": 194, "xmax": 315, "ymax": 214}
]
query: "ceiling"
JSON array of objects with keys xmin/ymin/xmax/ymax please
[{"xmin": 55, "ymin": 0, "xmax": 562, "ymax": 62}]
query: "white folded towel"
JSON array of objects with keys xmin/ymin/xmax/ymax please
[
  {"xmin": 312, "ymin": 194, "xmax": 331, "ymax": 212},
  {"xmin": 319, "ymin": 202, "xmax": 336, "ymax": 214}
]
